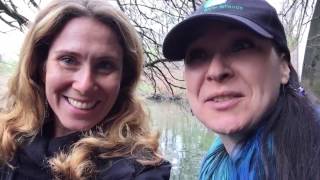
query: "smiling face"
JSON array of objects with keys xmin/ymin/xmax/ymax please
[
  {"xmin": 184, "ymin": 22, "xmax": 290, "ymax": 138},
  {"xmin": 45, "ymin": 17, "xmax": 123, "ymax": 137}
]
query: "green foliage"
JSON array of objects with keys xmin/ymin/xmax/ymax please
[
  {"xmin": 137, "ymin": 81, "xmax": 154, "ymax": 95},
  {"xmin": 0, "ymin": 61, "xmax": 17, "ymax": 76}
]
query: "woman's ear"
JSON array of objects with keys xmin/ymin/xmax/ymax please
[{"xmin": 279, "ymin": 54, "xmax": 290, "ymax": 84}]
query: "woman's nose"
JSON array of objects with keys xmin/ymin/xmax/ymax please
[
  {"xmin": 72, "ymin": 67, "xmax": 97, "ymax": 95},
  {"xmin": 206, "ymin": 55, "xmax": 234, "ymax": 83}
]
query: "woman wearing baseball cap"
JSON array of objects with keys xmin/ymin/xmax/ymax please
[
  {"xmin": 163, "ymin": 0, "xmax": 320, "ymax": 179},
  {"xmin": 0, "ymin": 0, "xmax": 171, "ymax": 179}
]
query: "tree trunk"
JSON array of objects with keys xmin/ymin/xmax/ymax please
[{"xmin": 302, "ymin": 0, "xmax": 320, "ymax": 98}]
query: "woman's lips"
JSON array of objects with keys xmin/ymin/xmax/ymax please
[
  {"xmin": 204, "ymin": 92, "xmax": 244, "ymax": 110},
  {"xmin": 65, "ymin": 96, "xmax": 99, "ymax": 110}
]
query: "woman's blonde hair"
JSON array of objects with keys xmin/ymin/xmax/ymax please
[{"xmin": 0, "ymin": 0, "xmax": 162, "ymax": 178}]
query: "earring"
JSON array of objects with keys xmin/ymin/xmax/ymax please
[{"xmin": 297, "ymin": 86, "xmax": 306, "ymax": 96}]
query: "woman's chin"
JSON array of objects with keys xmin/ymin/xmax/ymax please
[{"xmin": 54, "ymin": 120, "xmax": 97, "ymax": 137}]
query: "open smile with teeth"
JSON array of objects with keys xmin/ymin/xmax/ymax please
[
  {"xmin": 211, "ymin": 95, "xmax": 237, "ymax": 102},
  {"xmin": 66, "ymin": 97, "xmax": 98, "ymax": 110},
  {"xmin": 208, "ymin": 92, "xmax": 243, "ymax": 103}
]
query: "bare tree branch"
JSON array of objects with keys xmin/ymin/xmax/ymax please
[{"xmin": 0, "ymin": 0, "xmax": 29, "ymax": 31}]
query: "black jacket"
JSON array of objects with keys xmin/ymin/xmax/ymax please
[{"xmin": 0, "ymin": 126, "xmax": 171, "ymax": 180}]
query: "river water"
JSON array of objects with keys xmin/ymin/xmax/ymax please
[{"xmin": 145, "ymin": 99, "xmax": 215, "ymax": 180}]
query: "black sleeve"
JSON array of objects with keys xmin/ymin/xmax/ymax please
[
  {"xmin": 135, "ymin": 161, "xmax": 171, "ymax": 180},
  {"xmin": 96, "ymin": 157, "xmax": 171, "ymax": 180},
  {"xmin": 0, "ymin": 165, "xmax": 14, "ymax": 180}
]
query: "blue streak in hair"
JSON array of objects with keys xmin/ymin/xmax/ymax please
[{"xmin": 199, "ymin": 126, "xmax": 275, "ymax": 180}]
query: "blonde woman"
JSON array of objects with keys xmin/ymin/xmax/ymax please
[{"xmin": 0, "ymin": 0, "xmax": 171, "ymax": 179}]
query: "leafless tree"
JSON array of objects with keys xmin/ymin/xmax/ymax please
[
  {"xmin": 278, "ymin": 0, "xmax": 317, "ymax": 49},
  {"xmin": 302, "ymin": 0, "xmax": 320, "ymax": 98},
  {"xmin": 114, "ymin": 0, "xmax": 204, "ymax": 96},
  {"xmin": 1, "ymin": 0, "xmax": 319, "ymax": 97},
  {"xmin": 0, "ymin": 0, "xmax": 39, "ymax": 32},
  {"xmin": 0, "ymin": 0, "xmax": 204, "ymax": 96}
]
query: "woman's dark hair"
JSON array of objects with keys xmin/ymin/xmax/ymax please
[{"xmin": 261, "ymin": 64, "xmax": 320, "ymax": 179}]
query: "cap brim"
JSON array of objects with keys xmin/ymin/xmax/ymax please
[{"xmin": 163, "ymin": 13, "xmax": 273, "ymax": 61}]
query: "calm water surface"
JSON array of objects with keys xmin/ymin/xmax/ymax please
[{"xmin": 145, "ymin": 99, "xmax": 215, "ymax": 180}]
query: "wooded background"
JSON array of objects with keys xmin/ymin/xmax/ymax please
[{"xmin": 1, "ymin": 0, "xmax": 319, "ymax": 98}]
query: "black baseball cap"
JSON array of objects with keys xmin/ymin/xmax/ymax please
[{"xmin": 162, "ymin": 0, "xmax": 290, "ymax": 61}]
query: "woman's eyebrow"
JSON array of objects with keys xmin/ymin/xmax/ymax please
[{"xmin": 52, "ymin": 50, "xmax": 79, "ymax": 56}]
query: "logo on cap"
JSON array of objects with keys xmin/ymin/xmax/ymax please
[
  {"xmin": 204, "ymin": 0, "xmax": 227, "ymax": 8},
  {"xmin": 203, "ymin": 0, "xmax": 244, "ymax": 12}
]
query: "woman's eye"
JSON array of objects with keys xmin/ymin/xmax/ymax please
[
  {"xmin": 96, "ymin": 61, "xmax": 116, "ymax": 73},
  {"xmin": 185, "ymin": 49, "xmax": 209, "ymax": 66},
  {"xmin": 59, "ymin": 56, "xmax": 77, "ymax": 66},
  {"xmin": 231, "ymin": 39, "xmax": 254, "ymax": 52}
]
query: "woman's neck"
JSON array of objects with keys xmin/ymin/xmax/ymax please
[
  {"xmin": 53, "ymin": 119, "xmax": 78, "ymax": 138},
  {"xmin": 219, "ymin": 133, "xmax": 245, "ymax": 155}
]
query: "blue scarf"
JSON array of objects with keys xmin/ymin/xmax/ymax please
[{"xmin": 199, "ymin": 128, "xmax": 275, "ymax": 180}]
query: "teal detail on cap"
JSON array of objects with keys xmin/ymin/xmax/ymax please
[
  {"xmin": 204, "ymin": 3, "xmax": 244, "ymax": 12},
  {"xmin": 204, "ymin": 0, "xmax": 227, "ymax": 8}
]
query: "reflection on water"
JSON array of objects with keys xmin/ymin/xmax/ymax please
[{"xmin": 145, "ymin": 99, "xmax": 215, "ymax": 180}]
